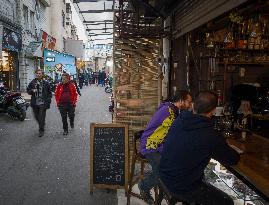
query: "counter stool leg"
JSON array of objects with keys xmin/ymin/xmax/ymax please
[
  {"xmin": 127, "ymin": 155, "xmax": 136, "ymax": 205},
  {"xmin": 155, "ymin": 188, "xmax": 163, "ymax": 205},
  {"xmin": 169, "ymin": 198, "xmax": 177, "ymax": 205},
  {"xmin": 153, "ymin": 186, "xmax": 160, "ymax": 205},
  {"xmin": 141, "ymin": 161, "xmax": 145, "ymax": 178}
]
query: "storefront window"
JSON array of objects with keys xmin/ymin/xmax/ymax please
[{"xmin": 0, "ymin": 50, "xmax": 17, "ymax": 90}]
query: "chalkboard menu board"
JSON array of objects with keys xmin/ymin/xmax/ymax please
[{"xmin": 90, "ymin": 123, "xmax": 129, "ymax": 193}]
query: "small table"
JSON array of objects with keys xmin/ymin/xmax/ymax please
[{"xmin": 226, "ymin": 134, "xmax": 269, "ymax": 201}]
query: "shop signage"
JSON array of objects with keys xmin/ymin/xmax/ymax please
[
  {"xmin": 2, "ymin": 28, "xmax": 22, "ymax": 52},
  {"xmin": 25, "ymin": 41, "xmax": 43, "ymax": 58},
  {"xmin": 43, "ymin": 48, "xmax": 76, "ymax": 81},
  {"xmin": 40, "ymin": 30, "xmax": 56, "ymax": 50},
  {"xmin": 46, "ymin": 57, "xmax": 55, "ymax": 62}
]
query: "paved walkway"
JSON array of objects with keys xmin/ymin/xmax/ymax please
[{"xmin": 0, "ymin": 86, "xmax": 116, "ymax": 205}]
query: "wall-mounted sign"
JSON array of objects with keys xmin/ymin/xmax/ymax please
[
  {"xmin": 43, "ymin": 49, "xmax": 76, "ymax": 81},
  {"xmin": 2, "ymin": 28, "xmax": 22, "ymax": 52},
  {"xmin": 25, "ymin": 41, "xmax": 43, "ymax": 58},
  {"xmin": 40, "ymin": 30, "xmax": 56, "ymax": 50},
  {"xmin": 46, "ymin": 57, "xmax": 55, "ymax": 62}
]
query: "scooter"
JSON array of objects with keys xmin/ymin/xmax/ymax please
[{"xmin": 0, "ymin": 86, "xmax": 29, "ymax": 121}]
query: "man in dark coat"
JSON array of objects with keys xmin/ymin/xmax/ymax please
[
  {"xmin": 160, "ymin": 91, "xmax": 240, "ymax": 205},
  {"xmin": 27, "ymin": 69, "xmax": 52, "ymax": 137}
]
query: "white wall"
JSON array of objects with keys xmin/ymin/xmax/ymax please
[
  {"xmin": 65, "ymin": 39, "xmax": 83, "ymax": 59},
  {"xmin": 50, "ymin": 0, "xmax": 67, "ymax": 52}
]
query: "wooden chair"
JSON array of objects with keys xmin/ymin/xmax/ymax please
[{"xmin": 126, "ymin": 130, "xmax": 159, "ymax": 205}]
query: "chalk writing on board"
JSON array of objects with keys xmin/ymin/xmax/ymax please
[{"xmin": 93, "ymin": 127, "xmax": 125, "ymax": 186}]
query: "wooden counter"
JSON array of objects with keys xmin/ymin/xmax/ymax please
[{"xmin": 227, "ymin": 134, "xmax": 269, "ymax": 201}]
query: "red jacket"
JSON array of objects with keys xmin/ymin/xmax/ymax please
[{"xmin": 55, "ymin": 82, "xmax": 78, "ymax": 106}]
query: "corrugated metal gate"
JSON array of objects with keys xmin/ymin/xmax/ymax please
[
  {"xmin": 168, "ymin": 0, "xmax": 249, "ymax": 94},
  {"xmin": 173, "ymin": 0, "xmax": 248, "ymax": 38}
]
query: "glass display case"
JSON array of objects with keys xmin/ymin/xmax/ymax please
[{"xmin": 205, "ymin": 160, "xmax": 267, "ymax": 205}]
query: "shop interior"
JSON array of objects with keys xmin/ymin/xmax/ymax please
[
  {"xmin": 170, "ymin": 0, "xmax": 269, "ymax": 139},
  {"xmin": 0, "ymin": 50, "xmax": 18, "ymax": 91}
]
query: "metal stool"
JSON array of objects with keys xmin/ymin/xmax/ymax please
[
  {"xmin": 157, "ymin": 179, "xmax": 190, "ymax": 205},
  {"xmin": 126, "ymin": 130, "xmax": 158, "ymax": 205}
]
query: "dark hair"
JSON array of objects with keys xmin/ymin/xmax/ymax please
[
  {"xmin": 62, "ymin": 73, "xmax": 69, "ymax": 78},
  {"xmin": 193, "ymin": 91, "xmax": 217, "ymax": 114},
  {"xmin": 164, "ymin": 90, "xmax": 191, "ymax": 103},
  {"xmin": 35, "ymin": 69, "xmax": 44, "ymax": 74}
]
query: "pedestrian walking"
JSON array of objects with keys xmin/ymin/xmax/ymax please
[
  {"xmin": 70, "ymin": 76, "xmax": 81, "ymax": 96},
  {"xmin": 94, "ymin": 71, "xmax": 99, "ymax": 86},
  {"xmin": 55, "ymin": 73, "xmax": 78, "ymax": 135},
  {"xmin": 27, "ymin": 69, "xmax": 52, "ymax": 137},
  {"xmin": 78, "ymin": 72, "xmax": 84, "ymax": 89},
  {"xmin": 98, "ymin": 70, "xmax": 103, "ymax": 86},
  {"xmin": 101, "ymin": 70, "xmax": 106, "ymax": 87},
  {"xmin": 109, "ymin": 73, "xmax": 113, "ymax": 88}
]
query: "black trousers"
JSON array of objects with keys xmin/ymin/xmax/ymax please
[
  {"xmin": 59, "ymin": 103, "xmax": 75, "ymax": 131},
  {"xmin": 32, "ymin": 106, "xmax": 47, "ymax": 132},
  {"xmin": 173, "ymin": 181, "xmax": 234, "ymax": 205}
]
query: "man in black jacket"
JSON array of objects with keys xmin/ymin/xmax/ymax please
[
  {"xmin": 27, "ymin": 69, "xmax": 52, "ymax": 137},
  {"xmin": 160, "ymin": 91, "xmax": 240, "ymax": 205}
]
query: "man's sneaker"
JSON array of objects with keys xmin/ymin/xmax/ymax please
[
  {"xmin": 39, "ymin": 131, "xmax": 44, "ymax": 137},
  {"xmin": 138, "ymin": 182, "xmax": 154, "ymax": 205},
  {"xmin": 63, "ymin": 130, "xmax": 68, "ymax": 135}
]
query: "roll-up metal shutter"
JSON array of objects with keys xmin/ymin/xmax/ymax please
[{"xmin": 174, "ymin": 0, "xmax": 248, "ymax": 38}]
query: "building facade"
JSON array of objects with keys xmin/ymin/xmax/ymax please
[
  {"xmin": 0, "ymin": 0, "xmax": 80, "ymax": 91},
  {"xmin": 16, "ymin": 0, "xmax": 51, "ymax": 91},
  {"xmin": 50, "ymin": 0, "xmax": 69, "ymax": 52},
  {"xmin": 17, "ymin": 0, "xmax": 79, "ymax": 91},
  {"xmin": 0, "ymin": 0, "xmax": 22, "ymax": 90}
]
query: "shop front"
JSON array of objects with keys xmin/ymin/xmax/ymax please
[
  {"xmin": 167, "ymin": 0, "xmax": 269, "ymax": 203},
  {"xmin": 0, "ymin": 27, "xmax": 22, "ymax": 91}
]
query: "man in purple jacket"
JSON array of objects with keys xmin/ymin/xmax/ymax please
[{"xmin": 138, "ymin": 90, "xmax": 193, "ymax": 204}]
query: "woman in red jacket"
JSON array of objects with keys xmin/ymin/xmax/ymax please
[{"xmin": 55, "ymin": 73, "xmax": 78, "ymax": 135}]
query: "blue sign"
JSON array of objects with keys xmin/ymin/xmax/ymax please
[{"xmin": 43, "ymin": 49, "xmax": 76, "ymax": 81}]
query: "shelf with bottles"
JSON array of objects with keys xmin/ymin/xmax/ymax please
[
  {"xmin": 218, "ymin": 62, "xmax": 267, "ymax": 66},
  {"xmin": 219, "ymin": 48, "xmax": 269, "ymax": 52}
]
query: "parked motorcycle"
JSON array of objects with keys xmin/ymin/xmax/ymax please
[{"xmin": 0, "ymin": 87, "xmax": 29, "ymax": 121}]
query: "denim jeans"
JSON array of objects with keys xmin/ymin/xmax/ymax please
[
  {"xmin": 173, "ymin": 180, "xmax": 234, "ymax": 205},
  {"xmin": 139, "ymin": 152, "xmax": 161, "ymax": 192}
]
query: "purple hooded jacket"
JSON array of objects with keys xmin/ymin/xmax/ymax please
[{"xmin": 140, "ymin": 102, "xmax": 179, "ymax": 156}]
